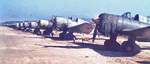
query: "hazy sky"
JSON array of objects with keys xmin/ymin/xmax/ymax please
[{"xmin": 0, "ymin": 0, "xmax": 150, "ymax": 22}]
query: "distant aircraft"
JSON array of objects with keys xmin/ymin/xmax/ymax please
[
  {"xmin": 15, "ymin": 23, "xmax": 20, "ymax": 29},
  {"xmin": 33, "ymin": 16, "xmax": 95, "ymax": 40},
  {"xmin": 33, "ymin": 19, "xmax": 54, "ymax": 35},
  {"xmin": 92, "ymin": 13, "xmax": 150, "ymax": 53},
  {"xmin": 23, "ymin": 22, "xmax": 30, "ymax": 31},
  {"xmin": 29, "ymin": 21, "xmax": 38, "ymax": 32},
  {"xmin": 53, "ymin": 16, "xmax": 95, "ymax": 39},
  {"xmin": 19, "ymin": 22, "xmax": 24, "ymax": 30},
  {"xmin": 16, "ymin": 21, "xmax": 30, "ymax": 31}
]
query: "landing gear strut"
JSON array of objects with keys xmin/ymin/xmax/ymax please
[
  {"xmin": 43, "ymin": 27, "xmax": 54, "ymax": 37},
  {"xmin": 59, "ymin": 29, "xmax": 67, "ymax": 39}
]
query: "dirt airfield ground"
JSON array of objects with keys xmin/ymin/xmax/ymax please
[{"xmin": 0, "ymin": 26, "xmax": 150, "ymax": 64}]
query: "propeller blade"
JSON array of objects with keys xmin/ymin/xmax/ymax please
[{"xmin": 92, "ymin": 25, "xmax": 98, "ymax": 42}]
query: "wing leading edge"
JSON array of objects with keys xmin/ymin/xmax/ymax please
[{"xmin": 121, "ymin": 26, "xmax": 150, "ymax": 42}]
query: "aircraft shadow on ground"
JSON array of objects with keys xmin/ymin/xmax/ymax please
[
  {"xmin": 30, "ymin": 35, "xmax": 149, "ymax": 57},
  {"xmin": 27, "ymin": 35, "xmax": 66, "ymax": 41},
  {"xmin": 28, "ymin": 34, "xmax": 107, "ymax": 41},
  {"xmin": 141, "ymin": 46, "xmax": 150, "ymax": 50},
  {"xmin": 136, "ymin": 61, "xmax": 150, "ymax": 64},
  {"xmin": 44, "ymin": 36, "xmax": 73, "ymax": 41},
  {"xmin": 35, "ymin": 42, "xmax": 140, "ymax": 57}
]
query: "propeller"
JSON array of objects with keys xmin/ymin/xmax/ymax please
[
  {"xmin": 50, "ymin": 15, "xmax": 54, "ymax": 23},
  {"xmin": 92, "ymin": 24, "xmax": 98, "ymax": 42},
  {"xmin": 92, "ymin": 17, "xmax": 100, "ymax": 42}
]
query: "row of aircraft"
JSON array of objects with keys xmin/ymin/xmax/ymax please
[
  {"xmin": 15, "ymin": 16, "xmax": 95, "ymax": 40},
  {"xmin": 3, "ymin": 12, "xmax": 150, "ymax": 53}
]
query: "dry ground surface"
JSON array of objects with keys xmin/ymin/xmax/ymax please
[{"xmin": 0, "ymin": 26, "xmax": 150, "ymax": 64}]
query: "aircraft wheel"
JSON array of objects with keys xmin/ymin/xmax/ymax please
[
  {"xmin": 26, "ymin": 29, "xmax": 30, "ymax": 32},
  {"xmin": 33, "ymin": 30, "xmax": 38, "ymax": 34},
  {"xmin": 66, "ymin": 33, "xmax": 76, "ymax": 40},
  {"xmin": 34, "ymin": 30, "xmax": 41, "ymax": 34},
  {"xmin": 29, "ymin": 29, "xmax": 32, "ymax": 32},
  {"xmin": 121, "ymin": 41, "xmax": 133, "ymax": 53},
  {"xmin": 43, "ymin": 31, "xmax": 46, "ymax": 35},
  {"xmin": 51, "ymin": 33, "xmax": 54, "ymax": 37},
  {"xmin": 18, "ymin": 28, "xmax": 21, "ymax": 30},
  {"xmin": 43, "ymin": 31, "xmax": 50, "ymax": 35},
  {"xmin": 22, "ymin": 29, "xmax": 25, "ymax": 31},
  {"xmin": 104, "ymin": 40, "xmax": 121, "ymax": 51},
  {"xmin": 59, "ymin": 33, "xmax": 65, "ymax": 39}
]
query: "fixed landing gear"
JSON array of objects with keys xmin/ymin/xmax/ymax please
[
  {"xmin": 18, "ymin": 27, "xmax": 21, "ymax": 30},
  {"xmin": 33, "ymin": 26, "xmax": 41, "ymax": 34},
  {"xmin": 26, "ymin": 28, "xmax": 31, "ymax": 32},
  {"xmin": 66, "ymin": 33, "xmax": 76, "ymax": 40},
  {"xmin": 22, "ymin": 28, "xmax": 26, "ymax": 31},
  {"xmin": 104, "ymin": 34, "xmax": 141, "ymax": 53},
  {"xmin": 33, "ymin": 29, "xmax": 41, "ymax": 34},
  {"xmin": 59, "ymin": 32, "xmax": 76, "ymax": 40},
  {"xmin": 43, "ymin": 27, "xmax": 54, "ymax": 37},
  {"xmin": 121, "ymin": 36, "xmax": 140, "ymax": 53},
  {"xmin": 43, "ymin": 31, "xmax": 50, "ymax": 35},
  {"xmin": 43, "ymin": 31, "xmax": 54, "ymax": 37},
  {"xmin": 59, "ymin": 33, "xmax": 65, "ymax": 38},
  {"xmin": 104, "ymin": 34, "xmax": 121, "ymax": 51},
  {"xmin": 50, "ymin": 33, "xmax": 54, "ymax": 37},
  {"xmin": 121, "ymin": 41, "xmax": 133, "ymax": 52}
]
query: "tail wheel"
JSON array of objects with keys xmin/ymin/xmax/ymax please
[{"xmin": 121, "ymin": 41, "xmax": 133, "ymax": 53}]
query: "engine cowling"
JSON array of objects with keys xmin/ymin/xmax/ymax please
[
  {"xmin": 30, "ymin": 22, "xmax": 38, "ymax": 29},
  {"xmin": 19, "ymin": 23, "xmax": 24, "ymax": 28},
  {"xmin": 38, "ymin": 19, "xmax": 53, "ymax": 29},
  {"xmin": 16, "ymin": 23, "xmax": 19, "ymax": 28},
  {"xmin": 23, "ymin": 22, "xmax": 30, "ymax": 28}
]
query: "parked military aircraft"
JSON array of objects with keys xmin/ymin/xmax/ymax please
[
  {"xmin": 17, "ymin": 22, "xmax": 24, "ymax": 30},
  {"xmin": 53, "ymin": 16, "xmax": 95, "ymax": 39},
  {"xmin": 33, "ymin": 16, "xmax": 95, "ymax": 40},
  {"xmin": 29, "ymin": 21, "xmax": 38, "ymax": 32},
  {"xmin": 15, "ymin": 23, "xmax": 20, "ymax": 29},
  {"xmin": 17, "ymin": 22, "xmax": 30, "ymax": 31},
  {"xmin": 2, "ymin": 21, "xmax": 18, "ymax": 28},
  {"xmin": 92, "ymin": 13, "xmax": 150, "ymax": 53},
  {"xmin": 29, "ymin": 21, "xmax": 38, "ymax": 29},
  {"xmin": 23, "ymin": 22, "xmax": 31, "ymax": 31},
  {"xmin": 32, "ymin": 19, "xmax": 54, "ymax": 36}
]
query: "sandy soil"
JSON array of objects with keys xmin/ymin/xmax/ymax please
[{"xmin": 0, "ymin": 26, "xmax": 150, "ymax": 64}]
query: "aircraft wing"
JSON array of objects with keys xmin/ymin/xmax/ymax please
[
  {"xmin": 67, "ymin": 23, "xmax": 95, "ymax": 34},
  {"xmin": 122, "ymin": 26, "xmax": 150, "ymax": 36},
  {"xmin": 121, "ymin": 26, "xmax": 150, "ymax": 41}
]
